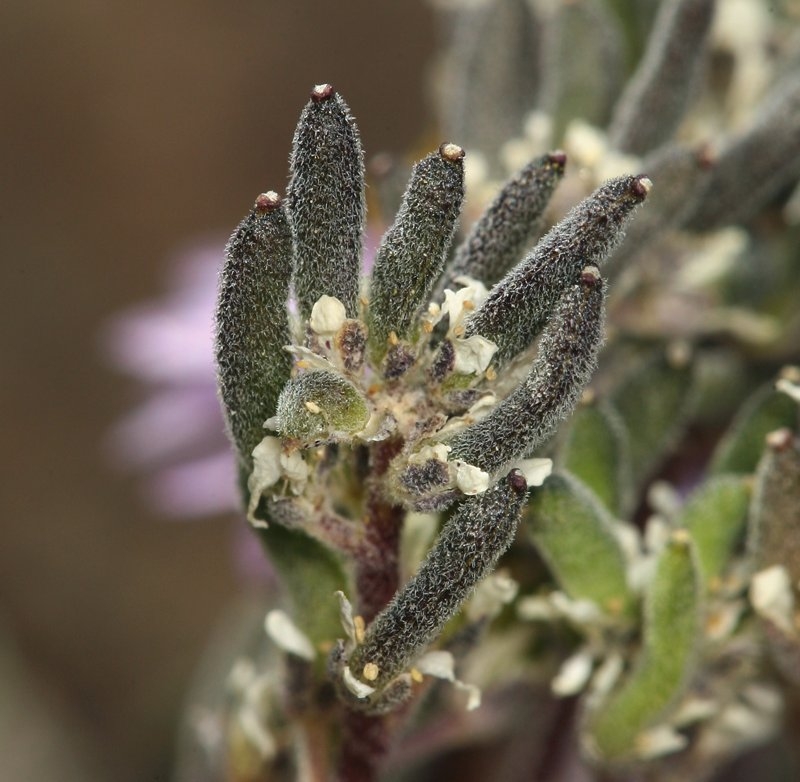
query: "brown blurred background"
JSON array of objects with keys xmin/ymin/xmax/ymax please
[{"xmin": 0, "ymin": 2, "xmax": 434, "ymax": 779}]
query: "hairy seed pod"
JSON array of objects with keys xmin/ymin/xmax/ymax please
[
  {"xmin": 441, "ymin": 151, "xmax": 567, "ymax": 290},
  {"xmin": 449, "ymin": 267, "xmax": 606, "ymax": 476},
  {"xmin": 608, "ymin": 0, "xmax": 716, "ymax": 156},
  {"xmin": 216, "ymin": 191, "xmax": 293, "ymax": 470},
  {"xmin": 685, "ymin": 71, "xmax": 800, "ymax": 230},
  {"xmin": 465, "ymin": 175, "xmax": 649, "ymax": 365},
  {"xmin": 288, "ymin": 84, "xmax": 365, "ymax": 320},
  {"xmin": 348, "ymin": 471, "xmax": 528, "ymax": 691},
  {"xmin": 367, "ymin": 144, "xmax": 465, "ymax": 363}
]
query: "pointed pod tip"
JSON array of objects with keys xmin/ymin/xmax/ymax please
[
  {"xmin": 580, "ymin": 265, "xmax": 602, "ymax": 287},
  {"xmin": 766, "ymin": 427, "xmax": 795, "ymax": 452},
  {"xmin": 631, "ymin": 175, "xmax": 653, "ymax": 200},
  {"xmin": 547, "ymin": 150, "xmax": 567, "ymax": 168},
  {"xmin": 310, "ymin": 83, "xmax": 335, "ymax": 102},
  {"xmin": 439, "ymin": 142, "xmax": 465, "ymax": 163},
  {"xmin": 508, "ymin": 468, "xmax": 528, "ymax": 495},
  {"xmin": 255, "ymin": 191, "xmax": 282, "ymax": 212}
]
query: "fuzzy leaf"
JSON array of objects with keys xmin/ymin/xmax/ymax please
[
  {"xmin": 525, "ymin": 471, "xmax": 634, "ymax": 618},
  {"xmin": 288, "ymin": 84, "xmax": 364, "ymax": 320},
  {"xmin": 367, "ymin": 144, "xmax": 464, "ymax": 363},
  {"xmin": 709, "ymin": 384, "xmax": 798, "ymax": 476},
  {"xmin": 216, "ymin": 192, "xmax": 293, "ymax": 470},
  {"xmin": 588, "ymin": 531, "xmax": 702, "ymax": 761},
  {"xmin": 556, "ymin": 398, "xmax": 632, "ymax": 516},
  {"xmin": 465, "ymin": 175, "xmax": 649, "ymax": 365},
  {"xmin": 256, "ymin": 524, "xmax": 348, "ymax": 648},
  {"xmin": 678, "ymin": 475, "xmax": 750, "ymax": 587},
  {"xmin": 347, "ymin": 471, "xmax": 528, "ymax": 694},
  {"xmin": 449, "ymin": 266, "xmax": 606, "ymax": 476},
  {"xmin": 608, "ymin": 0, "xmax": 715, "ymax": 156},
  {"xmin": 610, "ymin": 349, "xmax": 694, "ymax": 491}
]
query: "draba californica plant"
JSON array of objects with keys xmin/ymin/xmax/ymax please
[{"xmin": 204, "ymin": 5, "xmax": 800, "ymax": 782}]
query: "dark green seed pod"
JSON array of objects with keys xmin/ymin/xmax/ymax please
[
  {"xmin": 215, "ymin": 191, "xmax": 293, "ymax": 470},
  {"xmin": 347, "ymin": 470, "xmax": 528, "ymax": 693},
  {"xmin": 367, "ymin": 144, "xmax": 465, "ymax": 363},
  {"xmin": 465, "ymin": 175, "xmax": 649, "ymax": 365},
  {"xmin": 441, "ymin": 151, "xmax": 567, "ymax": 290},
  {"xmin": 288, "ymin": 84, "xmax": 365, "ymax": 320}
]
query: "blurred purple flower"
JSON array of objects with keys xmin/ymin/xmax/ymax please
[{"xmin": 103, "ymin": 238, "xmax": 241, "ymax": 517}]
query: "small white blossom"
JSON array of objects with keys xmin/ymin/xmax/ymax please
[
  {"xmin": 247, "ymin": 436, "xmax": 283, "ymax": 523},
  {"xmin": 467, "ymin": 571, "xmax": 519, "ymax": 620},
  {"xmin": 309, "ymin": 295, "xmax": 347, "ymax": 334},
  {"xmin": 408, "ymin": 443, "xmax": 452, "ymax": 465},
  {"xmin": 635, "ymin": 725, "xmax": 688, "ymax": 759}
]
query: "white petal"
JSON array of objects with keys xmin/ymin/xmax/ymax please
[
  {"xmin": 342, "ymin": 665, "xmax": 375, "ymax": 699},
  {"xmin": 776, "ymin": 377, "xmax": 800, "ymax": 404},
  {"xmin": 454, "ymin": 679, "xmax": 482, "ymax": 711},
  {"xmin": 452, "ymin": 334, "xmax": 497, "ymax": 375},
  {"xmin": 549, "ymin": 592, "xmax": 603, "ymax": 625},
  {"xmin": 552, "ymin": 650, "xmax": 594, "ymax": 696},
  {"xmin": 513, "ymin": 458, "xmax": 552, "ymax": 487},
  {"xmin": 309, "ymin": 295, "xmax": 347, "ymax": 334},
  {"xmin": 238, "ymin": 707, "xmax": 277, "ymax": 760},
  {"xmin": 750, "ymin": 565, "xmax": 795, "ymax": 635},
  {"xmin": 280, "ymin": 450, "xmax": 309, "ymax": 485},
  {"xmin": 467, "ymin": 571, "xmax": 519, "ymax": 620},
  {"xmin": 335, "ymin": 591, "xmax": 358, "ymax": 646},
  {"xmin": 264, "ymin": 610, "xmax": 316, "ymax": 661},
  {"xmin": 635, "ymin": 725, "xmax": 688, "ymax": 759},
  {"xmin": 408, "ymin": 443, "xmax": 451, "ymax": 465},
  {"xmin": 589, "ymin": 653, "xmax": 624, "ymax": 699},
  {"xmin": 415, "ymin": 650, "xmax": 455, "ymax": 681},
  {"xmin": 454, "ymin": 461, "xmax": 490, "ymax": 495},
  {"xmin": 247, "ymin": 436, "xmax": 283, "ymax": 523}
]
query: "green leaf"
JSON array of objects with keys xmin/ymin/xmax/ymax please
[
  {"xmin": 709, "ymin": 384, "xmax": 797, "ymax": 476},
  {"xmin": 588, "ymin": 531, "xmax": 702, "ymax": 761},
  {"xmin": 678, "ymin": 475, "xmax": 750, "ymax": 588},
  {"xmin": 525, "ymin": 471, "xmax": 634, "ymax": 619},
  {"xmin": 555, "ymin": 398, "xmax": 632, "ymax": 516}
]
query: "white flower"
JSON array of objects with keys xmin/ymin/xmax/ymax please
[
  {"xmin": 635, "ymin": 725, "xmax": 688, "ymax": 760},
  {"xmin": 467, "ymin": 571, "xmax": 519, "ymax": 621},
  {"xmin": 342, "ymin": 665, "xmax": 376, "ymax": 699},
  {"xmin": 247, "ymin": 436, "xmax": 283, "ymax": 524}
]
